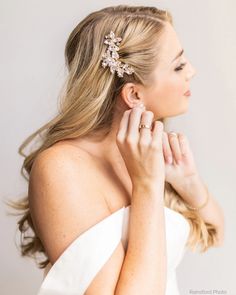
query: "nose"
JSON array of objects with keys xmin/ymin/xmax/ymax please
[{"xmin": 186, "ymin": 62, "xmax": 196, "ymax": 80}]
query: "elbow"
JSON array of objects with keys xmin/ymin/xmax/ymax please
[
  {"xmin": 214, "ymin": 227, "xmax": 225, "ymax": 247},
  {"xmin": 213, "ymin": 207, "xmax": 225, "ymax": 248},
  {"xmin": 213, "ymin": 217, "xmax": 225, "ymax": 248},
  {"xmin": 205, "ymin": 219, "xmax": 225, "ymax": 249},
  {"xmin": 214, "ymin": 234, "xmax": 224, "ymax": 247}
]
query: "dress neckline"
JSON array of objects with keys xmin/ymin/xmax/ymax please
[
  {"xmin": 115, "ymin": 204, "xmax": 183, "ymax": 218},
  {"xmin": 43, "ymin": 203, "xmax": 190, "ymax": 280},
  {"xmin": 120, "ymin": 204, "xmax": 190, "ymax": 229}
]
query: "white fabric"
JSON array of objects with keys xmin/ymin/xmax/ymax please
[{"xmin": 37, "ymin": 205, "xmax": 190, "ymax": 295}]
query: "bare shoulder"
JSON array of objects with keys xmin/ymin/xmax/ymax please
[
  {"xmin": 29, "ymin": 143, "xmax": 126, "ymax": 294},
  {"xmin": 29, "ymin": 143, "xmax": 111, "ymax": 264},
  {"xmin": 31, "ymin": 140, "xmax": 109, "ymax": 186}
]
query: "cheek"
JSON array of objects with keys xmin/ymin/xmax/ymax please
[
  {"xmin": 155, "ymin": 76, "xmax": 184, "ymax": 104},
  {"xmin": 149, "ymin": 76, "xmax": 187, "ymax": 117},
  {"xmin": 162, "ymin": 75, "xmax": 185, "ymax": 95}
]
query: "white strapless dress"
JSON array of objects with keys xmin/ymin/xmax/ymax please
[{"xmin": 37, "ymin": 205, "xmax": 190, "ymax": 295}]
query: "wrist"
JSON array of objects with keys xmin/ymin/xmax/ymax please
[
  {"xmin": 132, "ymin": 180, "xmax": 165, "ymax": 201},
  {"xmin": 184, "ymin": 187, "xmax": 210, "ymax": 211},
  {"xmin": 175, "ymin": 174, "xmax": 209, "ymax": 208},
  {"xmin": 132, "ymin": 177, "xmax": 165, "ymax": 191},
  {"xmin": 175, "ymin": 173, "xmax": 203, "ymax": 196}
]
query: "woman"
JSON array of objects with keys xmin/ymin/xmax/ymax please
[{"xmin": 8, "ymin": 5, "xmax": 224, "ymax": 294}]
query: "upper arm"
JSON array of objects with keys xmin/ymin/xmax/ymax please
[{"xmin": 29, "ymin": 146, "xmax": 125, "ymax": 294}]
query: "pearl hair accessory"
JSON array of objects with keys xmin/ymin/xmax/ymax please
[{"xmin": 101, "ymin": 31, "xmax": 135, "ymax": 78}]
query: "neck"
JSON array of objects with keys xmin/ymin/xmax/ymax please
[{"xmin": 77, "ymin": 109, "xmax": 126, "ymax": 168}]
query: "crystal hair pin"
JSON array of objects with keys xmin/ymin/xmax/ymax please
[{"xmin": 101, "ymin": 31, "xmax": 135, "ymax": 78}]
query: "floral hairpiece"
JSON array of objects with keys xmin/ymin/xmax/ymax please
[{"xmin": 101, "ymin": 31, "xmax": 135, "ymax": 78}]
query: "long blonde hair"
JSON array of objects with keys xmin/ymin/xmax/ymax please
[{"xmin": 5, "ymin": 5, "xmax": 218, "ymax": 269}]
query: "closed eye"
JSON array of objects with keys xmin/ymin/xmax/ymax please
[{"xmin": 175, "ymin": 62, "xmax": 187, "ymax": 71}]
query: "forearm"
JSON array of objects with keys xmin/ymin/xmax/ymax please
[
  {"xmin": 115, "ymin": 181, "xmax": 167, "ymax": 295},
  {"xmin": 175, "ymin": 174, "xmax": 225, "ymax": 246}
]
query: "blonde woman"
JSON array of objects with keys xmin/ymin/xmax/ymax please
[{"xmin": 8, "ymin": 5, "xmax": 224, "ymax": 295}]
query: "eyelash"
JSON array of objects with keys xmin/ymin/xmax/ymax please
[{"xmin": 175, "ymin": 62, "xmax": 187, "ymax": 71}]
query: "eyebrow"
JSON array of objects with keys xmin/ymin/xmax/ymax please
[{"xmin": 171, "ymin": 49, "xmax": 184, "ymax": 63}]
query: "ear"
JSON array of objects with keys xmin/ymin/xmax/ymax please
[{"xmin": 120, "ymin": 83, "xmax": 144, "ymax": 108}]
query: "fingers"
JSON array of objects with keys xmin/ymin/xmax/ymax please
[
  {"xmin": 151, "ymin": 120, "xmax": 164, "ymax": 151},
  {"xmin": 164, "ymin": 132, "xmax": 189, "ymax": 164},
  {"xmin": 178, "ymin": 133, "xmax": 189, "ymax": 156},
  {"xmin": 117, "ymin": 107, "xmax": 189, "ymax": 166},
  {"xmin": 116, "ymin": 109, "xmax": 132, "ymax": 143},
  {"xmin": 127, "ymin": 106, "xmax": 145, "ymax": 142},
  {"xmin": 138, "ymin": 111, "xmax": 154, "ymax": 146},
  {"xmin": 168, "ymin": 132, "xmax": 182, "ymax": 164},
  {"xmin": 162, "ymin": 132, "xmax": 173, "ymax": 164},
  {"xmin": 117, "ymin": 107, "xmax": 163, "ymax": 153},
  {"xmin": 117, "ymin": 105, "xmax": 146, "ymax": 146}
]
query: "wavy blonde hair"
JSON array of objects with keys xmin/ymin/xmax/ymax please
[{"xmin": 5, "ymin": 5, "xmax": 218, "ymax": 269}]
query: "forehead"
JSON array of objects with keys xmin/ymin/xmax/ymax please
[{"xmin": 157, "ymin": 23, "xmax": 183, "ymax": 66}]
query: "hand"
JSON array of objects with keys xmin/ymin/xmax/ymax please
[
  {"xmin": 162, "ymin": 131, "xmax": 199, "ymax": 189},
  {"xmin": 116, "ymin": 106, "xmax": 165, "ymax": 189}
]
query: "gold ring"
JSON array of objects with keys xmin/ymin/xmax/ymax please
[
  {"xmin": 169, "ymin": 131, "xmax": 177, "ymax": 136},
  {"xmin": 139, "ymin": 124, "xmax": 151, "ymax": 129}
]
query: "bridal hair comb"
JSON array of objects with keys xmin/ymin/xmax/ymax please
[{"xmin": 101, "ymin": 31, "xmax": 135, "ymax": 78}]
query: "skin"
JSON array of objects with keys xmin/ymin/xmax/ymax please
[
  {"xmin": 70, "ymin": 22, "xmax": 196, "ymax": 169},
  {"xmin": 129, "ymin": 22, "xmax": 196, "ymax": 120},
  {"xmin": 62, "ymin": 22, "xmax": 224, "ymax": 245}
]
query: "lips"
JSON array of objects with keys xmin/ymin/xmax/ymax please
[{"xmin": 184, "ymin": 90, "xmax": 191, "ymax": 96}]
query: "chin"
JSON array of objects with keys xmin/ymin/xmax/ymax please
[{"xmin": 178, "ymin": 107, "xmax": 189, "ymax": 115}]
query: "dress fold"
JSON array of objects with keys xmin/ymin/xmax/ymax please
[{"xmin": 37, "ymin": 207, "xmax": 126, "ymax": 295}]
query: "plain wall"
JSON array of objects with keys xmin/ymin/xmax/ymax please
[{"xmin": 1, "ymin": 0, "xmax": 235, "ymax": 294}]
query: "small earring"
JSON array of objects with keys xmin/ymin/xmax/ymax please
[
  {"xmin": 132, "ymin": 102, "xmax": 145, "ymax": 109},
  {"xmin": 137, "ymin": 102, "xmax": 145, "ymax": 109}
]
